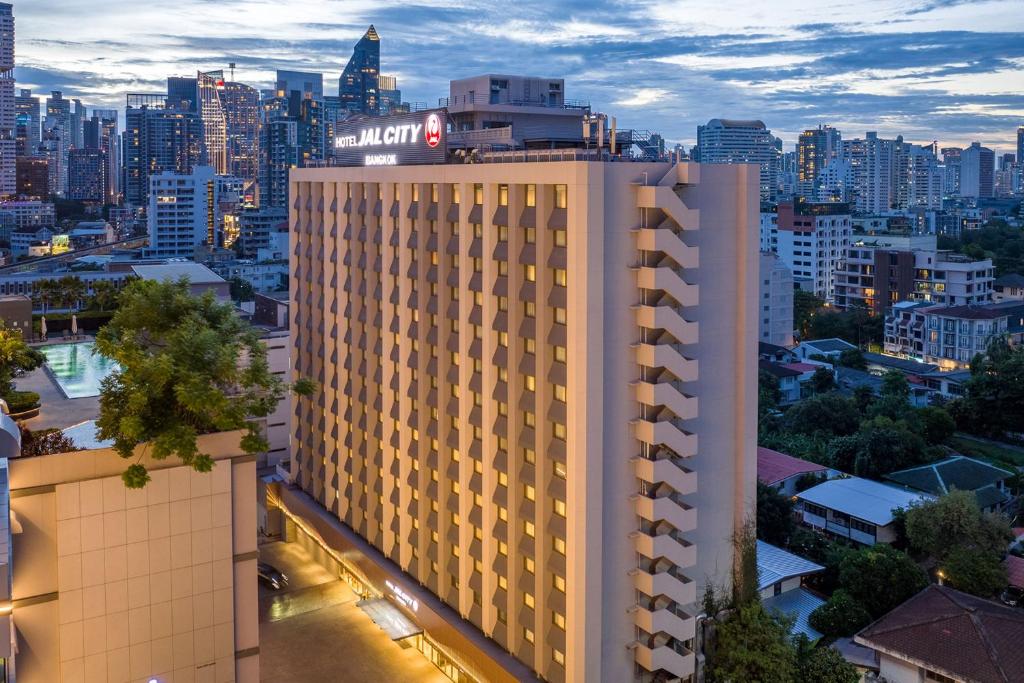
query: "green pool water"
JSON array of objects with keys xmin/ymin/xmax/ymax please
[{"xmin": 39, "ymin": 342, "xmax": 119, "ymax": 399}]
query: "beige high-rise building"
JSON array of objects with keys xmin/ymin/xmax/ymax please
[{"xmin": 285, "ymin": 156, "xmax": 758, "ymax": 683}]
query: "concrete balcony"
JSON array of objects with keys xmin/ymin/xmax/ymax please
[
  {"xmin": 632, "ymin": 455, "xmax": 696, "ymax": 496},
  {"xmin": 630, "ymin": 563, "xmax": 697, "ymax": 608},
  {"xmin": 632, "ymin": 418, "xmax": 698, "ymax": 459},
  {"xmin": 633, "ymin": 342, "xmax": 698, "ymax": 382},
  {"xmin": 630, "ymin": 526, "xmax": 696, "ymax": 569},
  {"xmin": 634, "ymin": 305, "xmax": 698, "ymax": 346},
  {"xmin": 635, "ymin": 266, "xmax": 699, "ymax": 308},
  {"xmin": 631, "ymin": 491, "xmax": 697, "ymax": 533},
  {"xmin": 631, "ymin": 601, "xmax": 696, "ymax": 642},
  {"xmin": 634, "ymin": 381, "xmax": 698, "ymax": 421},
  {"xmin": 636, "ymin": 185, "xmax": 700, "ymax": 231},
  {"xmin": 632, "ymin": 639, "xmax": 695, "ymax": 679},
  {"xmin": 635, "ymin": 227, "xmax": 699, "ymax": 269}
]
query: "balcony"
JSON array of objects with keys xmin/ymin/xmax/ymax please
[
  {"xmin": 634, "ymin": 227, "xmax": 699, "ymax": 269},
  {"xmin": 634, "ymin": 380, "xmax": 698, "ymax": 421},
  {"xmin": 632, "ymin": 418, "xmax": 698, "ymax": 459},
  {"xmin": 630, "ymin": 522, "xmax": 696, "ymax": 569},
  {"xmin": 635, "ymin": 266, "xmax": 699, "ymax": 308},
  {"xmin": 632, "ymin": 637, "xmax": 695, "ymax": 679},
  {"xmin": 633, "ymin": 342, "xmax": 698, "ymax": 383},
  {"xmin": 634, "ymin": 305, "xmax": 698, "ymax": 345},
  {"xmin": 632, "ymin": 490, "xmax": 697, "ymax": 532},
  {"xmin": 632, "ymin": 454, "xmax": 696, "ymax": 496},
  {"xmin": 630, "ymin": 561, "xmax": 697, "ymax": 607},
  {"xmin": 631, "ymin": 597, "xmax": 696, "ymax": 642}
]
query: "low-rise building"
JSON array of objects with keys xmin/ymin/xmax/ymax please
[
  {"xmin": 796, "ymin": 477, "xmax": 930, "ymax": 545},
  {"xmin": 855, "ymin": 585, "xmax": 1024, "ymax": 683},
  {"xmin": 757, "ymin": 447, "xmax": 828, "ymax": 496},
  {"xmin": 885, "ymin": 455, "xmax": 1014, "ymax": 512}
]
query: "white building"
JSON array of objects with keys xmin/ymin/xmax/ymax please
[
  {"xmin": 759, "ymin": 252, "xmax": 794, "ymax": 347},
  {"xmin": 774, "ymin": 200, "xmax": 852, "ymax": 303}
]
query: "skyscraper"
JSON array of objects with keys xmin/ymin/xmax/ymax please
[
  {"xmin": 285, "ymin": 155, "xmax": 758, "ymax": 682},
  {"xmin": 697, "ymin": 118, "xmax": 780, "ymax": 201},
  {"xmin": 222, "ymin": 81, "xmax": 260, "ymax": 188},
  {"xmin": 960, "ymin": 141, "xmax": 995, "ymax": 199},
  {"xmin": 14, "ymin": 88, "xmax": 39, "ymax": 157},
  {"xmin": 0, "ymin": 4, "xmax": 14, "ymax": 198},
  {"xmin": 121, "ymin": 93, "xmax": 202, "ymax": 207},
  {"xmin": 796, "ymin": 125, "xmax": 842, "ymax": 198},
  {"xmin": 338, "ymin": 25, "xmax": 380, "ymax": 115}
]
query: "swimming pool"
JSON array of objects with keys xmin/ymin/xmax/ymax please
[{"xmin": 39, "ymin": 342, "xmax": 119, "ymax": 399}]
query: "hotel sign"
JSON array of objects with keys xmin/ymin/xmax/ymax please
[{"xmin": 333, "ymin": 109, "xmax": 447, "ymax": 167}]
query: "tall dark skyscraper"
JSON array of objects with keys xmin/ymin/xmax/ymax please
[{"xmin": 338, "ymin": 25, "xmax": 380, "ymax": 115}]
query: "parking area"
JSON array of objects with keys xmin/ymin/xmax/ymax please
[{"xmin": 258, "ymin": 541, "xmax": 448, "ymax": 682}]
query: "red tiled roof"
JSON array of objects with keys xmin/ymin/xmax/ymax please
[
  {"xmin": 856, "ymin": 585, "xmax": 1024, "ymax": 683},
  {"xmin": 1006, "ymin": 556, "xmax": 1024, "ymax": 589},
  {"xmin": 757, "ymin": 447, "xmax": 827, "ymax": 486}
]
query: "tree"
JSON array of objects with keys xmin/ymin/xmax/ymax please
[
  {"xmin": 95, "ymin": 278, "xmax": 314, "ymax": 488},
  {"xmin": 794, "ymin": 290, "xmax": 826, "ymax": 339},
  {"xmin": 710, "ymin": 602, "xmax": 796, "ymax": 683},
  {"xmin": 810, "ymin": 367, "xmax": 836, "ymax": 394},
  {"xmin": 904, "ymin": 490, "xmax": 1013, "ymax": 561},
  {"xmin": 795, "ymin": 637, "xmax": 861, "ymax": 683},
  {"xmin": 839, "ymin": 545, "xmax": 928, "ymax": 618},
  {"xmin": 941, "ymin": 546, "xmax": 1008, "ymax": 598},
  {"xmin": 915, "ymin": 406, "xmax": 956, "ymax": 445},
  {"xmin": 837, "ymin": 348, "xmax": 867, "ymax": 370},
  {"xmin": 757, "ymin": 482, "xmax": 795, "ymax": 546},
  {"xmin": 782, "ymin": 394, "xmax": 860, "ymax": 439},
  {"xmin": 0, "ymin": 324, "xmax": 44, "ymax": 397},
  {"xmin": 808, "ymin": 589, "xmax": 873, "ymax": 637}
]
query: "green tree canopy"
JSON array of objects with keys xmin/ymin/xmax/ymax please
[
  {"xmin": 757, "ymin": 482, "xmax": 795, "ymax": 546},
  {"xmin": 839, "ymin": 544, "xmax": 928, "ymax": 618},
  {"xmin": 904, "ymin": 490, "xmax": 1013, "ymax": 560},
  {"xmin": 710, "ymin": 602, "xmax": 796, "ymax": 683},
  {"xmin": 95, "ymin": 278, "xmax": 312, "ymax": 488}
]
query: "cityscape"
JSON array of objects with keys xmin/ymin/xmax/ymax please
[{"xmin": 0, "ymin": 2, "xmax": 1020, "ymax": 683}]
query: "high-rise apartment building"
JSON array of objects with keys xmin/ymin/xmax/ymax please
[
  {"xmin": 222, "ymin": 81, "xmax": 260, "ymax": 188},
  {"xmin": 338, "ymin": 25, "xmax": 380, "ymax": 115},
  {"xmin": 14, "ymin": 88, "xmax": 39, "ymax": 157},
  {"xmin": 0, "ymin": 3, "xmax": 14, "ymax": 198},
  {"xmin": 122, "ymin": 94, "xmax": 203, "ymax": 207},
  {"xmin": 697, "ymin": 118, "xmax": 780, "ymax": 201},
  {"xmin": 796, "ymin": 125, "xmax": 842, "ymax": 199},
  {"xmin": 774, "ymin": 200, "xmax": 852, "ymax": 302},
  {"xmin": 959, "ymin": 141, "xmax": 995, "ymax": 199},
  {"xmin": 284, "ymin": 156, "xmax": 758, "ymax": 683}
]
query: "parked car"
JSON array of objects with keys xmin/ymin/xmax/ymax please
[{"xmin": 258, "ymin": 562, "xmax": 289, "ymax": 590}]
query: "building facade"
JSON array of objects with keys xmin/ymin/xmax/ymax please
[
  {"xmin": 774, "ymin": 200, "xmax": 852, "ymax": 303},
  {"xmin": 288, "ymin": 160, "xmax": 758, "ymax": 682}
]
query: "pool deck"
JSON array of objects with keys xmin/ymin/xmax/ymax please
[{"xmin": 15, "ymin": 365, "xmax": 100, "ymax": 431}]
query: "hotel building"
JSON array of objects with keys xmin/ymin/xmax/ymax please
[{"xmin": 284, "ymin": 153, "xmax": 758, "ymax": 682}]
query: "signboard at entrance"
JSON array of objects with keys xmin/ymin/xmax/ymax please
[{"xmin": 333, "ymin": 109, "xmax": 447, "ymax": 167}]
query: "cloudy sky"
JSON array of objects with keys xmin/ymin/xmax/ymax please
[{"xmin": 12, "ymin": 0, "xmax": 1024, "ymax": 153}]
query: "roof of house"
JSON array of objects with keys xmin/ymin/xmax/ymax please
[
  {"xmin": 796, "ymin": 477, "xmax": 930, "ymax": 526},
  {"xmin": 763, "ymin": 587, "xmax": 826, "ymax": 641},
  {"xmin": 131, "ymin": 262, "xmax": 226, "ymax": 285},
  {"xmin": 800, "ymin": 338, "xmax": 857, "ymax": 353},
  {"xmin": 757, "ymin": 447, "xmax": 827, "ymax": 486},
  {"xmin": 861, "ymin": 351, "xmax": 939, "ymax": 374},
  {"xmin": 756, "ymin": 540, "xmax": 824, "ymax": 590},
  {"xmin": 994, "ymin": 273, "xmax": 1024, "ymax": 288},
  {"xmin": 855, "ymin": 585, "xmax": 1024, "ymax": 683},
  {"xmin": 759, "ymin": 360, "xmax": 802, "ymax": 379},
  {"xmin": 1006, "ymin": 556, "xmax": 1024, "ymax": 589},
  {"xmin": 885, "ymin": 456, "xmax": 1012, "ymax": 498}
]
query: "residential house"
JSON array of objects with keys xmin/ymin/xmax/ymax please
[
  {"xmin": 757, "ymin": 540, "xmax": 826, "ymax": 641},
  {"xmin": 885, "ymin": 456, "xmax": 1014, "ymax": 512},
  {"xmin": 855, "ymin": 585, "xmax": 1024, "ymax": 683},
  {"xmin": 757, "ymin": 447, "xmax": 828, "ymax": 496},
  {"xmin": 796, "ymin": 477, "xmax": 930, "ymax": 545}
]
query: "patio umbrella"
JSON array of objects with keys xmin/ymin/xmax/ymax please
[
  {"xmin": 71, "ymin": 314, "xmax": 78, "ymax": 337},
  {"xmin": 40, "ymin": 316, "xmax": 46, "ymax": 339}
]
